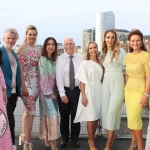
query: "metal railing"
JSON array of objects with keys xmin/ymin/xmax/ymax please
[{"xmin": 14, "ymin": 98, "xmax": 149, "ymax": 138}]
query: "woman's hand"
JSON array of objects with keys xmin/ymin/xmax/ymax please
[
  {"xmin": 140, "ymin": 95, "xmax": 149, "ymax": 108},
  {"xmin": 51, "ymin": 94, "xmax": 56, "ymax": 100},
  {"xmin": 22, "ymin": 85, "xmax": 29, "ymax": 96},
  {"xmin": 3, "ymin": 89, "xmax": 8, "ymax": 105},
  {"xmin": 82, "ymin": 98, "xmax": 88, "ymax": 107}
]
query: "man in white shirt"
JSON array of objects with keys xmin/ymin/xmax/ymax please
[{"xmin": 56, "ymin": 37, "xmax": 83, "ymax": 148}]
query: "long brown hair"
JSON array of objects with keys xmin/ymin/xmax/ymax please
[
  {"xmin": 24, "ymin": 25, "xmax": 38, "ymax": 43},
  {"xmin": 128, "ymin": 29, "xmax": 147, "ymax": 52},
  {"xmin": 41, "ymin": 37, "xmax": 57, "ymax": 61},
  {"xmin": 101, "ymin": 29, "xmax": 120, "ymax": 63}
]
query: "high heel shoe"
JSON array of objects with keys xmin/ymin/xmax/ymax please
[
  {"xmin": 111, "ymin": 134, "xmax": 116, "ymax": 147},
  {"xmin": 88, "ymin": 139, "xmax": 97, "ymax": 150},
  {"xmin": 128, "ymin": 143, "xmax": 137, "ymax": 150},
  {"xmin": 104, "ymin": 139, "xmax": 113, "ymax": 150},
  {"xmin": 23, "ymin": 141, "xmax": 33, "ymax": 150},
  {"xmin": 19, "ymin": 134, "xmax": 26, "ymax": 145},
  {"xmin": 133, "ymin": 143, "xmax": 137, "ymax": 149},
  {"xmin": 42, "ymin": 139, "xmax": 51, "ymax": 147},
  {"xmin": 19, "ymin": 134, "xmax": 34, "ymax": 148}
]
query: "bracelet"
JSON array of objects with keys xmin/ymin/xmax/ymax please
[{"xmin": 144, "ymin": 93, "xmax": 150, "ymax": 98}]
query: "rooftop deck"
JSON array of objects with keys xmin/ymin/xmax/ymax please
[{"xmin": 15, "ymin": 137, "xmax": 146, "ymax": 150}]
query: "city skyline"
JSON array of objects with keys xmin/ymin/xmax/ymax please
[{"xmin": 0, "ymin": 0, "xmax": 150, "ymax": 46}]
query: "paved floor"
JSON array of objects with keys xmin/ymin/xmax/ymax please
[{"xmin": 15, "ymin": 137, "xmax": 146, "ymax": 150}]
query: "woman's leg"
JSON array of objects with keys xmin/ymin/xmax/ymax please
[
  {"xmin": 20, "ymin": 112, "xmax": 26, "ymax": 142},
  {"xmin": 104, "ymin": 130, "xmax": 114, "ymax": 150},
  {"xmin": 23, "ymin": 113, "xmax": 34, "ymax": 150},
  {"xmin": 128, "ymin": 129, "xmax": 137, "ymax": 150},
  {"xmin": 134, "ymin": 129, "xmax": 144, "ymax": 150},
  {"xmin": 87, "ymin": 120, "xmax": 98, "ymax": 148},
  {"xmin": 51, "ymin": 140, "xmax": 58, "ymax": 150}
]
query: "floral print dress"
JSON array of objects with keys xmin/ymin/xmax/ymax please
[{"xmin": 19, "ymin": 44, "xmax": 40, "ymax": 115}]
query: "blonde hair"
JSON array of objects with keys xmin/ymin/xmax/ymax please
[
  {"xmin": 101, "ymin": 29, "xmax": 120, "ymax": 63},
  {"xmin": 4, "ymin": 28, "xmax": 19, "ymax": 39},
  {"xmin": 85, "ymin": 41, "xmax": 99, "ymax": 60},
  {"xmin": 24, "ymin": 25, "xmax": 38, "ymax": 42}
]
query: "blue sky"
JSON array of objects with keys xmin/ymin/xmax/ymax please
[{"xmin": 0, "ymin": 0, "xmax": 149, "ymax": 45}]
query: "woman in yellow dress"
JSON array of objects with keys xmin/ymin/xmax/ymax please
[{"xmin": 125, "ymin": 29, "xmax": 150, "ymax": 150}]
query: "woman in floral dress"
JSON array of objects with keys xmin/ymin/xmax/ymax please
[
  {"xmin": 17, "ymin": 25, "xmax": 40, "ymax": 150},
  {"xmin": 38, "ymin": 37, "xmax": 58, "ymax": 150},
  {"xmin": 0, "ymin": 50, "xmax": 13, "ymax": 150}
]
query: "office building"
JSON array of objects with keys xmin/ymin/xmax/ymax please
[
  {"xmin": 81, "ymin": 28, "xmax": 95, "ymax": 53},
  {"xmin": 96, "ymin": 11, "xmax": 115, "ymax": 51}
]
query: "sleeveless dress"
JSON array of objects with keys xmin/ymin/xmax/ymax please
[
  {"xmin": 19, "ymin": 45, "xmax": 40, "ymax": 115},
  {"xmin": 38, "ymin": 56, "xmax": 58, "ymax": 141},
  {"xmin": 0, "ymin": 67, "xmax": 13, "ymax": 150}
]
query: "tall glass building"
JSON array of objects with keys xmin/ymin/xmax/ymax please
[{"xmin": 96, "ymin": 11, "xmax": 115, "ymax": 51}]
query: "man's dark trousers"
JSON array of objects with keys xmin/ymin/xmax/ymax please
[
  {"xmin": 6, "ymin": 94, "xmax": 17, "ymax": 145},
  {"xmin": 58, "ymin": 87, "xmax": 80, "ymax": 141}
]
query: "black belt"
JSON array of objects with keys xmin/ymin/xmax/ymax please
[
  {"xmin": 12, "ymin": 93, "xmax": 17, "ymax": 95},
  {"xmin": 64, "ymin": 86, "xmax": 79, "ymax": 90}
]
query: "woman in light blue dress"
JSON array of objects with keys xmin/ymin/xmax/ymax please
[
  {"xmin": 38, "ymin": 37, "xmax": 59, "ymax": 150},
  {"xmin": 101, "ymin": 29, "xmax": 126, "ymax": 150}
]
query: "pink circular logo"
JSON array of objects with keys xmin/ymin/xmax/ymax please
[{"xmin": 0, "ymin": 109, "xmax": 8, "ymax": 138}]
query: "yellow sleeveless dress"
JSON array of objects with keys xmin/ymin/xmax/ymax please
[{"xmin": 125, "ymin": 51, "xmax": 150, "ymax": 130}]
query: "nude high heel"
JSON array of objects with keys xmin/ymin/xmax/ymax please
[
  {"xmin": 128, "ymin": 143, "xmax": 137, "ymax": 150},
  {"xmin": 42, "ymin": 139, "xmax": 51, "ymax": 147},
  {"xmin": 104, "ymin": 139, "xmax": 113, "ymax": 150},
  {"xmin": 19, "ymin": 134, "xmax": 26, "ymax": 145},
  {"xmin": 111, "ymin": 134, "xmax": 116, "ymax": 147},
  {"xmin": 23, "ymin": 141, "xmax": 33, "ymax": 150}
]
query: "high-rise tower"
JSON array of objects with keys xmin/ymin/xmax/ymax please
[{"xmin": 96, "ymin": 11, "xmax": 115, "ymax": 51}]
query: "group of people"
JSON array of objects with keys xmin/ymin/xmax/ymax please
[{"xmin": 0, "ymin": 25, "xmax": 150, "ymax": 150}]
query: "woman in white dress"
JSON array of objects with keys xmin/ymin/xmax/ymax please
[{"xmin": 74, "ymin": 41, "xmax": 103, "ymax": 150}]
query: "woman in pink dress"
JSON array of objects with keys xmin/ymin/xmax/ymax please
[
  {"xmin": 0, "ymin": 50, "xmax": 13, "ymax": 150},
  {"xmin": 17, "ymin": 25, "xmax": 40, "ymax": 150}
]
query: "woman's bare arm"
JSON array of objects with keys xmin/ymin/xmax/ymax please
[{"xmin": 80, "ymin": 82, "xmax": 88, "ymax": 107}]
